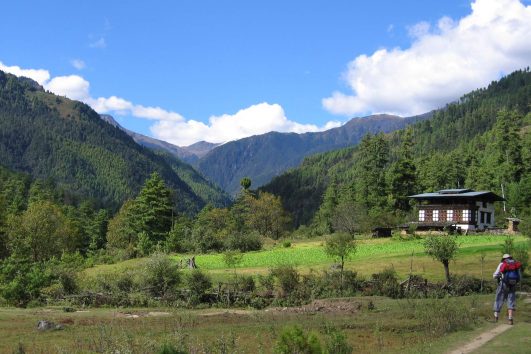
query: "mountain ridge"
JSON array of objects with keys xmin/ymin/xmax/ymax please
[
  {"xmin": 0, "ymin": 71, "xmax": 229, "ymax": 212},
  {"xmin": 195, "ymin": 112, "xmax": 432, "ymax": 195}
]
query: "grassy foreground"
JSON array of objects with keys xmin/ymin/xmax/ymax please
[
  {"xmin": 0, "ymin": 293, "xmax": 529, "ymax": 353},
  {"xmin": 2, "ymin": 234, "xmax": 529, "ymax": 353}
]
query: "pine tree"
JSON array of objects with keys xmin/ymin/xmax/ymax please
[
  {"xmin": 388, "ymin": 128, "xmax": 416, "ymax": 211},
  {"xmin": 134, "ymin": 172, "xmax": 174, "ymax": 243}
]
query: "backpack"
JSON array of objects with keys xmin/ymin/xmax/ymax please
[{"xmin": 503, "ymin": 260, "xmax": 521, "ymax": 286}]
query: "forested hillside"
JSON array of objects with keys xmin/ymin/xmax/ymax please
[
  {"xmin": 263, "ymin": 69, "xmax": 531, "ymax": 228},
  {"xmin": 0, "ymin": 71, "xmax": 226, "ymax": 212},
  {"xmin": 196, "ymin": 113, "xmax": 431, "ymax": 195}
]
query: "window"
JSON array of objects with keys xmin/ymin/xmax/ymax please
[
  {"xmin": 486, "ymin": 212, "xmax": 492, "ymax": 224},
  {"xmin": 447, "ymin": 210, "xmax": 453, "ymax": 221},
  {"xmin": 462, "ymin": 210, "xmax": 471, "ymax": 222},
  {"xmin": 419, "ymin": 210, "xmax": 425, "ymax": 222},
  {"xmin": 433, "ymin": 210, "xmax": 439, "ymax": 222},
  {"xmin": 480, "ymin": 211, "xmax": 485, "ymax": 223}
]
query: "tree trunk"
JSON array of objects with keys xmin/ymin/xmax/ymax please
[
  {"xmin": 340, "ymin": 256, "xmax": 344, "ymax": 290},
  {"xmin": 443, "ymin": 260, "xmax": 451, "ymax": 284}
]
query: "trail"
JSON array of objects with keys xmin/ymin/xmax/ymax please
[{"xmin": 447, "ymin": 324, "xmax": 512, "ymax": 354}]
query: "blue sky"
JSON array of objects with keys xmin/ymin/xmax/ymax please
[{"xmin": 1, "ymin": 0, "xmax": 530, "ymax": 146}]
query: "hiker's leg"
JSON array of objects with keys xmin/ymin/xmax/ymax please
[
  {"xmin": 493, "ymin": 282, "xmax": 505, "ymax": 316},
  {"xmin": 507, "ymin": 287, "xmax": 516, "ymax": 321}
]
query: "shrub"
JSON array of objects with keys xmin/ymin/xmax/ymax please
[
  {"xmin": 323, "ymin": 326, "xmax": 353, "ymax": 354},
  {"xmin": 186, "ymin": 270, "xmax": 211, "ymax": 304},
  {"xmin": 143, "ymin": 253, "xmax": 180, "ymax": 298},
  {"xmin": 226, "ymin": 231, "xmax": 262, "ymax": 252},
  {"xmin": 58, "ymin": 271, "xmax": 79, "ymax": 295},
  {"xmin": 274, "ymin": 326, "xmax": 322, "ymax": 354},
  {"xmin": 271, "ymin": 265, "xmax": 299, "ymax": 296},
  {"xmin": 137, "ymin": 231, "xmax": 154, "ymax": 257},
  {"xmin": 448, "ymin": 275, "xmax": 488, "ymax": 296},
  {"xmin": 235, "ymin": 275, "xmax": 255, "ymax": 292},
  {"xmin": 282, "ymin": 240, "xmax": 292, "ymax": 248},
  {"xmin": 157, "ymin": 343, "xmax": 187, "ymax": 354},
  {"xmin": 367, "ymin": 267, "xmax": 401, "ymax": 298},
  {"xmin": 0, "ymin": 257, "xmax": 53, "ymax": 307},
  {"xmin": 257, "ymin": 274, "xmax": 275, "ymax": 294}
]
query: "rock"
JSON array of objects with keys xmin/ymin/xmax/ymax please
[{"xmin": 37, "ymin": 320, "xmax": 65, "ymax": 331}]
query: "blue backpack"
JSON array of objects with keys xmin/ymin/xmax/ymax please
[{"xmin": 503, "ymin": 260, "xmax": 521, "ymax": 286}]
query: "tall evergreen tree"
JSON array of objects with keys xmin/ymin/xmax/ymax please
[
  {"xmin": 134, "ymin": 172, "xmax": 174, "ymax": 242},
  {"xmin": 388, "ymin": 128, "xmax": 417, "ymax": 211}
]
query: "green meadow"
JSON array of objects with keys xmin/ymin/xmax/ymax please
[{"xmin": 83, "ymin": 234, "xmax": 527, "ymax": 283}]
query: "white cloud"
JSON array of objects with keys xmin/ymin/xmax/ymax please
[
  {"xmin": 71, "ymin": 59, "xmax": 86, "ymax": 70},
  {"xmin": 323, "ymin": 0, "xmax": 531, "ymax": 117},
  {"xmin": 151, "ymin": 103, "xmax": 342, "ymax": 146},
  {"xmin": 45, "ymin": 75, "xmax": 90, "ymax": 101},
  {"xmin": 0, "ymin": 62, "xmax": 50, "ymax": 85},
  {"xmin": 89, "ymin": 37, "xmax": 106, "ymax": 49}
]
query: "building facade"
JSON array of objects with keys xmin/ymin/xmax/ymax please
[{"xmin": 408, "ymin": 189, "xmax": 504, "ymax": 231}]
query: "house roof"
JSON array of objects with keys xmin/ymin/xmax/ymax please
[{"xmin": 408, "ymin": 189, "xmax": 505, "ymax": 202}]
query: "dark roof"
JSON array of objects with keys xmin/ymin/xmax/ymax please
[{"xmin": 408, "ymin": 189, "xmax": 505, "ymax": 202}]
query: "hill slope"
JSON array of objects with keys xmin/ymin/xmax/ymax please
[
  {"xmin": 0, "ymin": 71, "xmax": 224, "ymax": 212},
  {"xmin": 99, "ymin": 114, "xmax": 230, "ymax": 206},
  {"xmin": 262, "ymin": 69, "xmax": 531, "ymax": 226},
  {"xmin": 196, "ymin": 113, "xmax": 431, "ymax": 195}
]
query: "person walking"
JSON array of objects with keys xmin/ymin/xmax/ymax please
[{"xmin": 493, "ymin": 254, "xmax": 522, "ymax": 325}]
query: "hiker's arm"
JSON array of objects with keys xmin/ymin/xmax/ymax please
[{"xmin": 493, "ymin": 263, "xmax": 503, "ymax": 279}]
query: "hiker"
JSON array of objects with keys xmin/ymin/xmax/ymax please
[{"xmin": 492, "ymin": 254, "xmax": 522, "ymax": 325}]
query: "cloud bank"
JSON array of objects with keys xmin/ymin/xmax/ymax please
[
  {"xmin": 151, "ymin": 103, "xmax": 341, "ymax": 146},
  {"xmin": 0, "ymin": 62, "xmax": 338, "ymax": 146},
  {"xmin": 323, "ymin": 0, "xmax": 531, "ymax": 117}
]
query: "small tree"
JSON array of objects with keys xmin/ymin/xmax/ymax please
[
  {"xmin": 240, "ymin": 177, "xmax": 252, "ymax": 191},
  {"xmin": 325, "ymin": 233, "xmax": 356, "ymax": 286},
  {"xmin": 223, "ymin": 250, "xmax": 244, "ymax": 276},
  {"xmin": 424, "ymin": 235, "xmax": 459, "ymax": 283},
  {"xmin": 274, "ymin": 326, "xmax": 322, "ymax": 354}
]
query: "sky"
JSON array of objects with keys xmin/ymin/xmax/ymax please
[{"xmin": 1, "ymin": 0, "xmax": 530, "ymax": 146}]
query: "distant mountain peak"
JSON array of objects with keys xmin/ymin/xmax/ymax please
[{"xmin": 98, "ymin": 114, "xmax": 219, "ymax": 163}]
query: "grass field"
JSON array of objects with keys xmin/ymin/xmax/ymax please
[
  {"xmin": 2, "ymin": 234, "xmax": 530, "ymax": 353},
  {"xmin": 1, "ymin": 293, "xmax": 529, "ymax": 353},
  {"xmin": 82, "ymin": 234, "xmax": 528, "ymax": 283}
]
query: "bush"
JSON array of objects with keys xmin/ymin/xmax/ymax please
[
  {"xmin": 137, "ymin": 232, "xmax": 154, "ymax": 257},
  {"xmin": 226, "ymin": 231, "xmax": 262, "ymax": 252},
  {"xmin": 366, "ymin": 267, "xmax": 401, "ymax": 298},
  {"xmin": 448, "ymin": 275, "xmax": 492, "ymax": 296},
  {"xmin": 274, "ymin": 326, "xmax": 322, "ymax": 354},
  {"xmin": 323, "ymin": 326, "xmax": 353, "ymax": 354},
  {"xmin": 186, "ymin": 270, "xmax": 211, "ymax": 304},
  {"xmin": 282, "ymin": 240, "xmax": 292, "ymax": 248},
  {"xmin": 143, "ymin": 253, "xmax": 180, "ymax": 298},
  {"xmin": 235, "ymin": 275, "xmax": 255, "ymax": 292},
  {"xmin": 0, "ymin": 257, "xmax": 53, "ymax": 307},
  {"xmin": 271, "ymin": 265, "xmax": 299, "ymax": 296},
  {"xmin": 157, "ymin": 343, "xmax": 187, "ymax": 354},
  {"xmin": 58, "ymin": 271, "xmax": 79, "ymax": 295}
]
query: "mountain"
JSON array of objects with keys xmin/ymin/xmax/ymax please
[
  {"xmin": 195, "ymin": 113, "xmax": 432, "ymax": 195},
  {"xmin": 262, "ymin": 68, "xmax": 531, "ymax": 227},
  {"xmin": 100, "ymin": 114, "xmax": 219, "ymax": 163},
  {"xmin": 0, "ymin": 70, "xmax": 228, "ymax": 212}
]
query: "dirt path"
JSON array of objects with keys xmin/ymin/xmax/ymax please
[{"xmin": 447, "ymin": 324, "xmax": 512, "ymax": 354}]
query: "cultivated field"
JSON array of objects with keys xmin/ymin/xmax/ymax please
[{"xmin": 83, "ymin": 234, "xmax": 528, "ymax": 283}]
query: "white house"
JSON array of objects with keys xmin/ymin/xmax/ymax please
[{"xmin": 408, "ymin": 189, "xmax": 505, "ymax": 231}]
